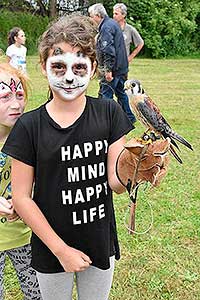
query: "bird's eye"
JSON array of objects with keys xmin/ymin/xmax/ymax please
[{"xmin": 132, "ymin": 83, "xmax": 136, "ymax": 87}]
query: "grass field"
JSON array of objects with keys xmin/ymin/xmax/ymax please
[{"xmin": 3, "ymin": 56, "xmax": 200, "ymax": 300}]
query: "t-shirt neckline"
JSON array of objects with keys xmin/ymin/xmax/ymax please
[{"xmin": 42, "ymin": 96, "xmax": 89, "ymax": 131}]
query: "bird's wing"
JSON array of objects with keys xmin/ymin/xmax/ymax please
[
  {"xmin": 138, "ymin": 96, "xmax": 193, "ymax": 150},
  {"xmin": 135, "ymin": 95, "xmax": 169, "ymax": 133}
]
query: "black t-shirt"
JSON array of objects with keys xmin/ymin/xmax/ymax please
[{"xmin": 3, "ymin": 96, "xmax": 133, "ymax": 273}]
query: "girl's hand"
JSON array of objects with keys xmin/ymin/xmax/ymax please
[
  {"xmin": 0, "ymin": 196, "xmax": 13, "ymax": 214},
  {"xmin": 56, "ymin": 245, "xmax": 92, "ymax": 273},
  {"xmin": 105, "ymin": 71, "xmax": 113, "ymax": 82},
  {"xmin": 0, "ymin": 197, "xmax": 19, "ymax": 222}
]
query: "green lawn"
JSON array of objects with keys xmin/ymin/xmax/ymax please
[{"xmin": 3, "ymin": 56, "xmax": 200, "ymax": 300}]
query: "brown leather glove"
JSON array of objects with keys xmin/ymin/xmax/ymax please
[{"xmin": 116, "ymin": 137, "xmax": 170, "ymax": 190}]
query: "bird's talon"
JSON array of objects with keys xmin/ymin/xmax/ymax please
[
  {"xmin": 149, "ymin": 132, "xmax": 161, "ymax": 141},
  {"xmin": 141, "ymin": 133, "xmax": 150, "ymax": 141},
  {"xmin": 139, "ymin": 136, "xmax": 152, "ymax": 145}
]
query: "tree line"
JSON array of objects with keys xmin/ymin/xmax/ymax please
[{"xmin": 0, "ymin": 0, "xmax": 199, "ymax": 57}]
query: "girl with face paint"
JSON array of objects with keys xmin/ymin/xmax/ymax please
[
  {"xmin": 2, "ymin": 15, "xmax": 134, "ymax": 300},
  {"xmin": 0, "ymin": 63, "xmax": 42, "ymax": 299}
]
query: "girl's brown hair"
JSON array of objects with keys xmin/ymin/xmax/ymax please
[
  {"xmin": 38, "ymin": 14, "xmax": 97, "ymax": 66},
  {"xmin": 7, "ymin": 27, "xmax": 23, "ymax": 46}
]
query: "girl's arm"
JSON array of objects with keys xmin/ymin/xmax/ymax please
[
  {"xmin": 11, "ymin": 158, "xmax": 92, "ymax": 272},
  {"xmin": 6, "ymin": 56, "xmax": 11, "ymax": 63},
  {"xmin": 107, "ymin": 135, "xmax": 127, "ymax": 194}
]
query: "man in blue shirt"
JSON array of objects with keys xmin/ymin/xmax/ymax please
[{"xmin": 88, "ymin": 3, "xmax": 136, "ymax": 124}]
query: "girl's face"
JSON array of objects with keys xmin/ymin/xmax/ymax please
[
  {"xmin": 15, "ymin": 30, "xmax": 26, "ymax": 45},
  {"xmin": 0, "ymin": 72, "xmax": 25, "ymax": 128},
  {"xmin": 45, "ymin": 42, "xmax": 94, "ymax": 101}
]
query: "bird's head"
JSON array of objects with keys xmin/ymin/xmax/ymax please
[{"xmin": 124, "ymin": 79, "xmax": 144, "ymax": 97}]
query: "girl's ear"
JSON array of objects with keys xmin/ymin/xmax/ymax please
[
  {"xmin": 41, "ymin": 63, "xmax": 47, "ymax": 77},
  {"xmin": 90, "ymin": 61, "xmax": 97, "ymax": 78}
]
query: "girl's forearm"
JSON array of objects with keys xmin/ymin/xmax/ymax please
[{"xmin": 13, "ymin": 196, "xmax": 66, "ymax": 255}]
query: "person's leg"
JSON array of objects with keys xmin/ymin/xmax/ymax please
[
  {"xmin": 0, "ymin": 251, "xmax": 6, "ymax": 299},
  {"xmin": 115, "ymin": 76, "xmax": 136, "ymax": 123},
  {"xmin": 76, "ymin": 256, "xmax": 115, "ymax": 300},
  {"xmin": 8, "ymin": 244, "xmax": 42, "ymax": 300},
  {"xmin": 36, "ymin": 270, "xmax": 74, "ymax": 300}
]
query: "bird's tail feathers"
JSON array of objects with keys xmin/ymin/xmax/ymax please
[
  {"xmin": 162, "ymin": 132, "xmax": 180, "ymax": 151},
  {"xmin": 170, "ymin": 144, "xmax": 183, "ymax": 164},
  {"xmin": 171, "ymin": 139, "xmax": 180, "ymax": 150},
  {"xmin": 165, "ymin": 127, "xmax": 193, "ymax": 151}
]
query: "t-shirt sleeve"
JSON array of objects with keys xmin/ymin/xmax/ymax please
[
  {"xmin": 131, "ymin": 27, "xmax": 144, "ymax": 46},
  {"xmin": 6, "ymin": 46, "xmax": 12, "ymax": 57},
  {"xmin": 2, "ymin": 118, "xmax": 35, "ymax": 167},
  {"xmin": 108, "ymin": 100, "xmax": 133, "ymax": 145}
]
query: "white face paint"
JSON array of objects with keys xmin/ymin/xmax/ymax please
[{"xmin": 46, "ymin": 51, "xmax": 92, "ymax": 101}]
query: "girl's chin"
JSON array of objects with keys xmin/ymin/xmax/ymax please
[
  {"xmin": 6, "ymin": 117, "xmax": 21, "ymax": 127},
  {"xmin": 58, "ymin": 90, "xmax": 85, "ymax": 101}
]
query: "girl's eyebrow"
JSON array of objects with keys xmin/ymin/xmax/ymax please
[
  {"xmin": 50, "ymin": 56, "xmax": 88, "ymax": 64},
  {"xmin": 51, "ymin": 60, "xmax": 66, "ymax": 64}
]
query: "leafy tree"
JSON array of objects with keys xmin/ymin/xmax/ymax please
[
  {"xmin": 0, "ymin": 0, "xmax": 35, "ymax": 12},
  {"xmin": 0, "ymin": 0, "xmax": 199, "ymax": 57},
  {"xmin": 0, "ymin": 10, "xmax": 49, "ymax": 54},
  {"xmin": 104, "ymin": 0, "xmax": 200, "ymax": 57},
  {"xmin": 30, "ymin": 0, "xmax": 89, "ymax": 16}
]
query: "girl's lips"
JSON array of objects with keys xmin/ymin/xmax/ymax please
[
  {"xmin": 64, "ymin": 88, "xmax": 74, "ymax": 93},
  {"xmin": 63, "ymin": 86, "xmax": 78, "ymax": 91},
  {"xmin": 61, "ymin": 84, "xmax": 85, "ymax": 92},
  {"xmin": 9, "ymin": 113, "xmax": 21, "ymax": 117}
]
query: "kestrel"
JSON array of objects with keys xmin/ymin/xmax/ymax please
[{"xmin": 125, "ymin": 79, "xmax": 193, "ymax": 163}]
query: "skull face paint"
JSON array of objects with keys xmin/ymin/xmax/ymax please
[{"xmin": 46, "ymin": 51, "xmax": 92, "ymax": 101}]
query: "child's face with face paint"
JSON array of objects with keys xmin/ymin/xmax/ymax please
[
  {"xmin": 0, "ymin": 71, "xmax": 25, "ymax": 128},
  {"xmin": 45, "ymin": 42, "xmax": 94, "ymax": 101}
]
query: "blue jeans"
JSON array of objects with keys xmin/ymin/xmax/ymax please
[{"xmin": 99, "ymin": 76, "xmax": 136, "ymax": 123}]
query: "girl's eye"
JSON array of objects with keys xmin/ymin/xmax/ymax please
[
  {"xmin": 73, "ymin": 63, "xmax": 88, "ymax": 76},
  {"xmin": 51, "ymin": 63, "xmax": 66, "ymax": 76},
  {"xmin": 0, "ymin": 93, "xmax": 12, "ymax": 101},
  {"xmin": 16, "ymin": 92, "xmax": 24, "ymax": 100},
  {"xmin": 53, "ymin": 63, "xmax": 64, "ymax": 69}
]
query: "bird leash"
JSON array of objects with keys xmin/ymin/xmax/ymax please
[
  {"xmin": 116, "ymin": 143, "xmax": 149, "ymax": 234},
  {"xmin": 115, "ymin": 134, "xmax": 171, "ymax": 235}
]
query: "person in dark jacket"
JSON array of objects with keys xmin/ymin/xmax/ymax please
[{"xmin": 88, "ymin": 3, "xmax": 136, "ymax": 124}]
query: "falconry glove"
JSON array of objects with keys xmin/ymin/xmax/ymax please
[
  {"xmin": 116, "ymin": 137, "xmax": 170, "ymax": 191},
  {"xmin": 116, "ymin": 137, "xmax": 170, "ymax": 234}
]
